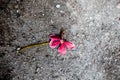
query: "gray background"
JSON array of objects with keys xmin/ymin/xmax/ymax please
[{"xmin": 0, "ymin": 0, "xmax": 120, "ymax": 80}]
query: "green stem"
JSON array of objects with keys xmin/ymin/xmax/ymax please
[{"xmin": 17, "ymin": 41, "xmax": 49, "ymax": 53}]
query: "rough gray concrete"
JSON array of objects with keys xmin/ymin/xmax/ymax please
[{"xmin": 0, "ymin": 0, "xmax": 120, "ymax": 80}]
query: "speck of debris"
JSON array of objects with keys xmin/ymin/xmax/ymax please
[
  {"xmin": 56, "ymin": 4, "xmax": 60, "ymax": 8},
  {"xmin": 42, "ymin": 13, "xmax": 45, "ymax": 16},
  {"xmin": 16, "ymin": 47, "xmax": 21, "ymax": 51}
]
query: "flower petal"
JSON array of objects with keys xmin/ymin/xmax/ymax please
[
  {"xmin": 64, "ymin": 41, "xmax": 75, "ymax": 50},
  {"xmin": 58, "ymin": 43, "xmax": 66, "ymax": 55},
  {"xmin": 50, "ymin": 34, "xmax": 60, "ymax": 40},
  {"xmin": 50, "ymin": 39, "xmax": 60, "ymax": 48}
]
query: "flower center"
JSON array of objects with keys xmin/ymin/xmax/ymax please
[{"xmin": 60, "ymin": 40, "xmax": 64, "ymax": 44}]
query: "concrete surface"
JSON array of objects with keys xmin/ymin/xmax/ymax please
[{"xmin": 0, "ymin": 0, "xmax": 120, "ymax": 80}]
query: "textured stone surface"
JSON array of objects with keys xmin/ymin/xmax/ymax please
[{"xmin": 0, "ymin": 0, "xmax": 120, "ymax": 80}]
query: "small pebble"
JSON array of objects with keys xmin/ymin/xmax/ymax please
[
  {"xmin": 16, "ymin": 10, "xmax": 21, "ymax": 13},
  {"xmin": 36, "ymin": 68, "xmax": 40, "ymax": 72},
  {"xmin": 42, "ymin": 13, "xmax": 45, "ymax": 16},
  {"xmin": 16, "ymin": 47, "xmax": 21, "ymax": 53},
  {"xmin": 60, "ymin": 10, "xmax": 64, "ymax": 13},
  {"xmin": 56, "ymin": 4, "xmax": 61, "ymax": 8},
  {"xmin": 32, "ymin": 57, "xmax": 36, "ymax": 61},
  {"xmin": 17, "ymin": 47, "xmax": 21, "ymax": 51},
  {"xmin": 32, "ymin": 37, "xmax": 35, "ymax": 40}
]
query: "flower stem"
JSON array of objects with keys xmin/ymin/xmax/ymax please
[
  {"xmin": 17, "ymin": 41, "xmax": 49, "ymax": 53},
  {"xmin": 60, "ymin": 28, "xmax": 65, "ymax": 39}
]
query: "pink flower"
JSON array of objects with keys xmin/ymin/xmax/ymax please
[{"xmin": 49, "ymin": 34, "xmax": 75, "ymax": 55}]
